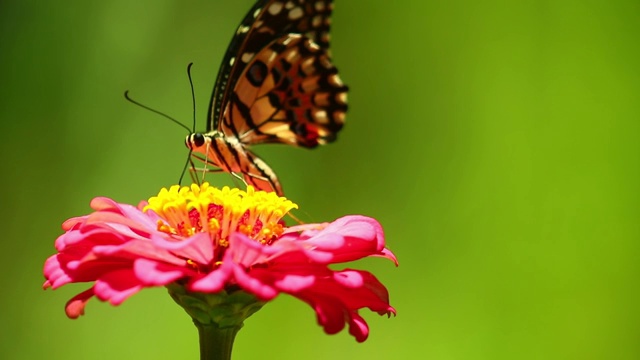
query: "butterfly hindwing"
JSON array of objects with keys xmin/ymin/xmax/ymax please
[
  {"xmin": 208, "ymin": 0, "xmax": 335, "ymax": 131},
  {"xmin": 220, "ymin": 33, "xmax": 348, "ymax": 147}
]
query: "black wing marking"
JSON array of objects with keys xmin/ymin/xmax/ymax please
[
  {"xmin": 207, "ymin": 0, "xmax": 335, "ymax": 132},
  {"xmin": 219, "ymin": 33, "xmax": 348, "ymax": 147}
]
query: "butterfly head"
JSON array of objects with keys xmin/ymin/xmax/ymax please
[{"xmin": 185, "ymin": 133, "xmax": 207, "ymax": 151}]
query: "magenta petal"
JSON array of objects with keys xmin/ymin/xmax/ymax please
[
  {"xmin": 89, "ymin": 196, "xmax": 119, "ymax": 211},
  {"xmin": 266, "ymin": 242, "xmax": 333, "ymax": 264},
  {"xmin": 189, "ymin": 259, "xmax": 234, "ymax": 292},
  {"xmin": 309, "ymin": 218, "xmax": 378, "ymax": 249},
  {"xmin": 311, "ymin": 295, "xmax": 348, "ymax": 335},
  {"xmin": 306, "ymin": 294, "xmax": 371, "ymax": 341},
  {"xmin": 89, "ymin": 197, "xmax": 155, "ymax": 229},
  {"xmin": 152, "ymin": 232, "xmax": 213, "ymax": 265},
  {"xmin": 333, "ymin": 270, "xmax": 365, "ymax": 288},
  {"xmin": 233, "ymin": 265, "xmax": 279, "ymax": 300},
  {"xmin": 348, "ymin": 312, "xmax": 370, "ymax": 343},
  {"xmin": 294, "ymin": 215, "xmax": 390, "ymax": 264},
  {"xmin": 61, "ymin": 215, "xmax": 88, "ymax": 231},
  {"xmin": 43, "ymin": 255, "xmax": 72, "ymax": 289},
  {"xmin": 375, "ymin": 247, "xmax": 399, "ymax": 265},
  {"xmin": 267, "ymin": 267, "xmax": 393, "ymax": 341},
  {"xmin": 150, "ymin": 231, "xmax": 204, "ymax": 251},
  {"xmin": 64, "ymin": 288, "xmax": 95, "ymax": 319},
  {"xmin": 273, "ymin": 274, "xmax": 315, "ymax": 292},
  {"xmin": 133, "ymin": 258, "xmax": 188, "ymax": 285},
  {"xmin": 94, "ymin": 269, "xmax": 143, "ymax": 305},
  {"xmin": 329, "ymin": 269, "xmax": 394, "ymax": 314},
  {"xmin": 228, "ymin": 232, "xmax": 279, "ymax": 267},
  {"xmin": 113, "ymin": 201, "xmax": 159, "ymax": 228}
]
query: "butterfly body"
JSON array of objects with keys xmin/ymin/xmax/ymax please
[
  {"xmin": 186, "ymin": 1, "xmax": 348, "ymax": 195},
  {"xmin": 186, "ymin": 131, "xmax": 283, "ymax": 196}
]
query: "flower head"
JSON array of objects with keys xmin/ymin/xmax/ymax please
[{"xmin": 44, "ymin": 183, "xmax": 397, "ymax": 342}]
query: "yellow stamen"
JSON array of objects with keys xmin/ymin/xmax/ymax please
[
  {"xmin": 156, "ymin": 220, "xmax": 175, "ymax": 235},
  {"xmin": 144, "ymin": 184, "xmax": 298, "ymax": 247}
]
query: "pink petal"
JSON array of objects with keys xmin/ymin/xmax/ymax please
[
  {"xmin": 61, "ymin": 215, "xmax": 88, "ymax": 231},
  {"xmin": 54, "ymin": 226, "xmax": 124, "ymax": 250},
  {"xmin": 94, "ymin": 269, "xmax": 143, "ymax": 305},
  {"xmin": 307, "ymin": 294, "xmax": 347, "ymax": 335},
  {"xmin": 232, "ymin": 262, "xmax": 279, "ymax": 300},
  {"xmin": 43, "ymin": 255, "xmax": 72, "ymax": 289},
  {"xmin": 64, "ymin": 288, "xmax": 95, "ymax": 319},
  {"xmin": 270, "ymin": 268, "xmax": 394, "ymax": 341},
  {"xmin": 189, "ymin": 259, "xmax": 234, "ymax": 292},
  {"xmin": 376, "ymin": 248, "xmax": 399, "ymax": 266},
  {"xmin": 150, "ymin": 232, "xmax": 213, "ymax": 264},
  {"xmin": 228, "ymin": 232, "xmax": 280, "ymax": 267},
  {"xmin": 133, "ymin": 258, "xmax": 190, "ymax": 286},
  {"xmin": 288, "ymin": 216, "xmax": 392, "ymax": 265},
  {"xmin": 273, "ymin": 274, "xmax": 315, "ymax": 292},
  {"xmin": 348, "ymin": 312, "xmax": 370, "ymax": 343}
]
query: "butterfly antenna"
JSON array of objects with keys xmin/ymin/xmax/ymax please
[
  {"xmin": 124, "ymin": 91, "xmax": 192, "ymax": 133},
  {"xmin": 190, "ymin": 65, "xmax": 208, "ymax": 184},
  {"xmin": 186, "ymin": 63, "xmax": 197, "ymax": 133},
  {"xmin": 175, "ymin": 63, "xmax": 201, "ymax": 186}
]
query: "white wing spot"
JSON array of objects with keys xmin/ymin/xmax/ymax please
[
  {"xmin": 268, "ymin": 2, "xmax": 283, "ymax": 15},
  {"xmin": 337, "ymin": 92, "xmax": 348, "ymax": 104},
  {"xmin": 307, "ymin": 40, "xmax": 320, "ymax": 51},
  {"xmin": 241, "ymin": 52, "xmax": 254, "ymax": 63},
  {"xmin": 253, "ymin": 8, "xmax": 261, "ymax": 18},
  {"xmin": 329, "ymin": 74, "xmax": 344, "ymax": 87},
  {"xmin": 282, "ymin": 34, "xmax": 298, "ymax": 46},
  {"xmin": 288, "ymin": 6, "xmax": 304, "ymax": 20},
  {"xmin": 315, "ymin": 110, "xmax": 328, "ymax": 122},
  {"xmin": 229, "ymin": 57, "xmax": 236, "ymax": 66},
  {"xmin": 312, "ymin": 15, "xmax": 322, "ymax": 27}
]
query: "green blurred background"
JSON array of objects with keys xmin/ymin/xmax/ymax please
[{"xmin": 1, "ymin": 0, "xmax": 638, "ymax": 359}]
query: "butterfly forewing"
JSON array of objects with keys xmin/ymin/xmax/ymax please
[
  {"xmin": 208, "ymin": 0, "xmax": 335, "ymax": 131},
  {"xmin": 221, "ymin": 33, "xmax": 348, "ymax": 147}
]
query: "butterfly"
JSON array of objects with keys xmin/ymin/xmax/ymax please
[{"xmin": 185, "ymin": 0, "xmax": 348, "ymax": 196}]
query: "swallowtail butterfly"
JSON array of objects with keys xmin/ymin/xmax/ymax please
[{"xmin": 186, "ymin": 0, "xmax": 348, "ymax": 196}]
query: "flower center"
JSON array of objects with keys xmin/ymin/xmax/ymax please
[{"xmin": 144, "ymin": 183, "xmax": 298, "ymax": 248}]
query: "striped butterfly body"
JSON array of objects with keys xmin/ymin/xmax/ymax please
[{"xmin": 186, "ymin": 0, "xmax": 348, "ymax": 196}]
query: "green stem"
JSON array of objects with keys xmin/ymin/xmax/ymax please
[{"xmin": 194, "ymin": 321, "xmax": 242, "ymax": 360}]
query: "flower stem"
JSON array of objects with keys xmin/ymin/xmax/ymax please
[{"xmin": 194, "ymin": 321, "xmax": 242, "ymax": 360}]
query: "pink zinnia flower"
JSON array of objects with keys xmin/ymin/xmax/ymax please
[{"xmin": 43, "ymin": 183, "xmax": 397, "ymax": 342}]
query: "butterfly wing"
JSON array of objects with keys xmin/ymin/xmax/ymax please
[
  {"xmin": 208, "ymin": 0, "xmax": 335, "ymax": 132},
  {"xmin": 220, "ymin": 33, "xmax": 347, "ymax": 147}
]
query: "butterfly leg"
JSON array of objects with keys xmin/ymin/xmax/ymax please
[{"xmin": 188, "ymin": 166, "xmax": 248, "ymax": 189}]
